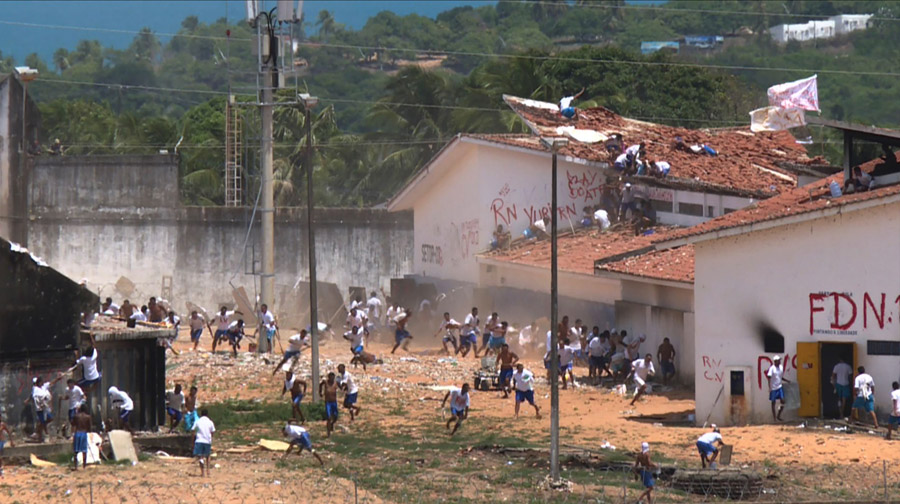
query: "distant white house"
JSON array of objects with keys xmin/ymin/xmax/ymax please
[{"xmin": 770, "ymin": 14, "xmax": 872, "ymax": 43}]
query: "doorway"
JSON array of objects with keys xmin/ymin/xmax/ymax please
[{"xmin": 820, "ymin": 343, "xmax": 855, "ymax": 418}]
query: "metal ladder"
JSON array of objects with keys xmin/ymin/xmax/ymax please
[{"xmin": 225, "ymin": 96, "xmax": 243, "ymax": 206}]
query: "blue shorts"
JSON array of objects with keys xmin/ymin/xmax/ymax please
[
  {"xmin": 589, "ymin": 356, "xmax": 605, "ymax": 369},
  {"xmin": 292, "ymin": 432, "xmax": 312, "ymax": 450},
  {"xmin": 167, "ymin": 407, "xmax": 183, "ymax": 423},
  {"xmin": 482, "ymin": 333, "xmax": 491, "ymax": 346},
  {"xmin": 560, "ymin": 363, "xmax": 573, "ymax": 373},
  {"xmin": 190, "ymin": 328, "xmax": 203, "ymax": 342},
  {"xmin": 351, "ymin": 345, "xmax": 364, "ymax": 355},
  {"xmin": 561, "ymin": 107, "xmax": 576, "ymax": 118},
  {"xmin": 890, "ymin": 415, "xmax": 900, "ymax": 426},
  {"xmin": 835, "ymin": 383, "xmax": 851, "ymax": 399},
  {"xmin": 696, "ymin": 441, "xmax": 717, "ymax": 457},
  {"xmin": 120, "ymin": 409, "xmax": 132, "ymax": 422},
  {"xmin": 442, "ymin": 334, "xmax": 456, "ymax": 344},
  {"xmin": 184, "ymin": 410, "xmax": 199, "ymax": 431},
  {"xmin": 325, "ymin": 401, "xmax": 339, "ymax": 419},
  {"xmin": 0, "ymin": 440, "xmax": 4, "ymax": 453},
  {"xmin": 214, "ymin": 329, "xmax": 227, "ymax": 341},
  {"xmin": 395, "ymin": 329, "xmax": 410, "ymax": 344},
  {"xmin": 292, "ymin": 393, "xmax": 303, "ymax": 406},
  {"xmin": 853, "ymin": 396, "xmax": 875, "ymax": 413},
  {"xmin": 284, "ymin": 350, "xmax": 300, "ymax": 359},
  {"xmin": 193, "ymin": 442, "xmax": 211, "ymax": 457},
  {"xmin": 462, "ymin": 333, "xmax": 477, "ymax": 346},
  {"xmin": 37, "ymin": 410, "xmax": 52, "ymax": 424},
  {"xmin": 344, "ymin": 392, "xmax": 358, "ymax": 406},
  {"xmin": 641, "ymin": 469, "xmax": 655, "ymax": 488},
  {"xmin": 499, "ymin": 368, "xmax": 514, "ymax": 384},
  {"xmin": 228, "ymin": 331, "xmax": 242, "ymax": 344},
  {"xmin": 581, "ymin": 218, "xmax": 593, "ymax": 227},
  {"xmin": 489, "ymin": 336, "xmax": 506, "ymax": 349},
  {"xmin": 451, "ymin": 407, "xmax": 465, "ymax": 419},
  {"xmin": 662, "ymin": 361, "xmax": 676, "ymax": 376},
  {"xmin": 73, "ymin": 431, "xmax": 88, "ymax": 454},
  {"xmin": 77, "ymin": 377, "xmax": 101, "ymax": 388},
  {"xmin": 69, "ymin": 407, "xmax": 78, "ymax": 422},
  {"xmin": 769, "ymin": 387, "xmax": 785, "ymax": 402},
  {"xmin": 515, "ymin": 390, "xmax": 535, "ymax": 404},
  {"xmin": 265, "ymin": 328, "xmax": 275, "ymax": 342}
]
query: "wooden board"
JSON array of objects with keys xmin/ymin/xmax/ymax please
[
  {"xmin": 30, "ymin": 454, "xmax": 56, "ymax": 467},
  {"xmin": 257, "ymin": 439, "xmax": 290, "ymax": 452},
  {"xmin": 719, "ymin": 444, "xmax": 733, "ymax": 466},
  {"xmin": 108, "ymin": 429, "xmax": 139, "ymax": 462}
]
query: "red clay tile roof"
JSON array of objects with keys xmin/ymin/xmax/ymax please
[
  {"xmin": 502, "ymin": 95, "xmax": 810, "ymax": 195},
  {"xmin": 655, "ymin": 153, "xmax": 900, "ymax": 245},
  {"xmin": 480, "ymin": 226, "xmax": 693, "ymax": 283}
]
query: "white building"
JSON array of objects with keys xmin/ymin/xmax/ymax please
[
  {"xmin": 658, "ymin": 162, "xmax": 900, "ymax": 425},
  {"xmin": 770, "ymin": 14, "xmax": 872, "ymax": 43}
]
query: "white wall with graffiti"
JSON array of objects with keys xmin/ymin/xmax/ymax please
[{"xmin": 694, "ymin": 200, "xmax": 900, "ymax": 425}]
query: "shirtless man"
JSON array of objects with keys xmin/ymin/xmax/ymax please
[
  {"xmin": 434, "ymin": 312, "xmax": 461, "ymax": 355},
  {"xmin": 282, "ymin": 371, "xmax": 307, "ymax": 423},
  {"xmin": 184, "ymin": 386, "xmax": 200, "ymax": 431},
  {"xmin": 391, "ymin": 309, "xmax": 413, "ymax": 354},
  {"xmin": 72, "ymin": 405, "xmax": 92, "ymax": 470},
  {"xmin": 495, "ymin": 344, "xmax": 519, "ymax": 399},
  {"xmin": 319, "ymin": 372, "xmax": 340, "ymax": 437},
  {"xmin": 634, "ymin": 442, "xmax": 657, "ymax": 504}
]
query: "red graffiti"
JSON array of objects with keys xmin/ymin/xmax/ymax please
[
  {"xmin": 863, "ymin": 292, "xmax": 885, "ymax": 329},
  {"xmin": 757, "ymin": 354, "xmax": 798, "ymax": 389},
  {"xmin": 491, "ymin": 198, "xmax": 518, "ymax": 227},
  {"xmin": 809, "ymin": 291, "xmax": 900, "ymax": 334},
  {"xmin": 566, "ymin": 170, "xmax": 603, "ymax": 202},
  {"xmin": 456, "ymin": 219, "xmax": 479, "ymax": 259},
  {"xmin": 701, "ymin": 355, "xmax": 723, "ymax": 383}
]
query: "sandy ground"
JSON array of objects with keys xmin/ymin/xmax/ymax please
[{"xmin": 4, "ymin": 328, "xmax": 900, "ymax": 502}]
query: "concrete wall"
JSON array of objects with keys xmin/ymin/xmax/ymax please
[
  {"xmin": 694, "ymin": 201, "xmax": 900, "ymax": 425},
  {"xmin": 24, "ymin": 155, "xmax": 414, "ymax": 327},
  {"xmin": 0, "ymin": 75, "xmax": 38, "ymax": 244}
]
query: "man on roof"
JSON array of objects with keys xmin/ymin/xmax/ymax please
[{"xmin": 559, "ymin": 88, "xmax": 585, "ymax": 119}]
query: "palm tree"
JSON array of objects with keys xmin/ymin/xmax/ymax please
[
  {"xmin": 53, "ymin": 48, "xmax": 70, "ymax": 72},
  {"xmin": 316, "ymin": 11, "xmax": 336, "ymax": 42}
]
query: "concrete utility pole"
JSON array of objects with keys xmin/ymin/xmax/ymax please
[
  {"xmin": 541, "ymin": 136, "xmax": 568, "ymax": 483},
  {"xmin": 300, "ymin": 93, "xmax": 320, "ymax": 400},
  {"xmin": 258, "ymin": 37, "xmax": 275, "ymax": 354}
]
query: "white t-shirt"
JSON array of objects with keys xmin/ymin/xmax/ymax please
[
  {"xmin": 366, "ymin": 297, "xmax": 382, "ymax": 320},
  {"xmin": 166, "ymin": 391, "xmax": 185, "ymax": 411},
  {"xmin": 892, "ymin": 389, "xmax": 900, "ymax": 416},
  {"xmin": 109, "ymin": 389, "xmax": 134, "ymax": 411},
  {"xmin": 449, "ymin": 388, "xmax": 470, "ymax": 410},
  {"xmin": 519, "ymin": 325, "xmax": 535, "ymax": 346},
  {"xmin": 588, "ymin": 337, "xmax": 607, "ymax": 357},
  {"xmin": 632, "ymin": 359, "xmax": 655, "ymax": 380},
  {"xmin": 513, "ymin": 369, "xmax": 534, "ymax": 392},
  {"xmin": 546, "ymin": 330, "xmax": 554, "ymax": 352},
  {"xmin": 284, "ymin": 424, "xmax": 308, "ymax": 440},
  {"xmin": 215, "ymin": 311, "xmax": 233, "ymax": 331},
  {"xmin": 463, "ymin": 313, "xmax": 480, "ymax": 334},
  {"xmin": 698, "ymin": 432, "xmax": 722, "ymax": 445},
  {"xmin": 832, "ymin": 362, "xmax": 852, "ymax": 386},
  {"xmin": 288, "ymin": 333, "xmax": 304, "ymax": 352},
  {"xmin": 593, "ymin": 209, "xmax": 610, "ymax": 230},
  {"xmin": 338, "ymin": 371, "xmax": 358, "ymax": 395},
  {"xmin": 439, "ymin": 318, "xmax": 461, "ymax": 337},
  {"xmin": 625, "ymin": 144, "xmax": 641, "ymax": 157},
  {"xmin": 559, "ymin": 346, "xmax": 575, "ymax": 366},
  {"xmin": 130, "ymin": 310, "xmax": 148, "ymax": 322},
  {"xmin": 615, "ymin": 152, "xmax": 629, "ymax": 166},
  {"xmin": 346, "ymin": 330, "xmax": 364, "ymax": 349},
  {"xmin": 67, "ymin": 385, "xmax": 85, "ymax": 410},
  {"xmin": 766, "ymin": 364, "xmax": 784, "ymax": 391},
  {"xmin": 77, "ymin": 348, "xmax": 100, "ymax": 381},
  {"xmin": 284, "ymin": 376, "xmax": 295, "ymax": 392},
  {"xmin": 193, "ymin": 416, "xmax": 215, "ymax": 444},
  {"xmin": 33, "ymin": 383, "xmax": 52, "ymax": 411},
  {"xmin": 559, "ymin": 96, "xmax": 574, "ymax": 109},
  {"xmin": 189, "ymin": 315, "xmax": 205, "ymax": 331},
  {"xmin": 261, "ymin": 311, "xmax": 276, "ymax": 331},
  {"xmin": 346, "ymin": 312, "xmax": 364, "ymax": 329},
  {"xmin": 855, "ymin": 373, "xmax": 875, "ymax": 399},
  {"xmin": 655, "ymin": 161, "xmax": 670, "ymax": 173}
]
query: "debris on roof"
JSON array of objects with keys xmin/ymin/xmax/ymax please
[{"xmin": 596, "ymin": 246, "xmax": 694, "ymax": 283}]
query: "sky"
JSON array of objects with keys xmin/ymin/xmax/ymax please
[{"xmin": 0, "ymin": 1, "xmax": 493, "ymax": 63}]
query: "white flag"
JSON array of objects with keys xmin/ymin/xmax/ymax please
[
  {"xmin": 767, "ymin": 75, "xmax": 819, "ymax": 112},
  {"xmin": 750, "ymin": 106, "xmax": 806, "ymax": 132}
]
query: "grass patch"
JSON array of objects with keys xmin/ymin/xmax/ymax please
[{"xmin": 204, "ymin": 399, "xmax": 326, "ymax": 429}]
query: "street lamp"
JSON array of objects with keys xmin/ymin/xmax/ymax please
[
  {"xmin": 299, "ymin": 92, "xmax": 320, "ymax": 401},
  {"xmin": 540, "ymin": 136, "xmax": 568, "ymax": 483}
]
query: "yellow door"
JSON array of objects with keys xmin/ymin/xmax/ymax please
[{"xmin": 796, "ymin": 342, "xmax": 821, "ymax": 417}]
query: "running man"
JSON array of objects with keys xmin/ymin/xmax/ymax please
[
  {"xmin": 343, "ymin": 326, "xmax": 365, "ymax": 357},
  {"xmin": 442, "ymin": 383, "xmax": 471, "ymax": 437},
  {"xmin": 488, "ymin": 321, "xmax": 510, "ymax": 356},
  {"xmin": 273, "ymin": 330, "xmax": 308, "ymax": 375},
  {"xmin": 554, "ymin": 340, "xmax": 575, "ymax": 389},
  {"xmin": 629, "ymin": 354, "xmax": 655, "ymax": 406},
  {"xmin": 512, "ymin": 363, "xmax": 540, "ymax": 419},
  {"xmin": 390, "ymin": 308, "xmax": 413, "ymax": 354},
  {"xmin": 0, "ymin": 412, "xmax": 14, "ymax": 476},
  {"xmin": 696, "ymin": 425, "xmax": 724, "ymax": 468},
  {"xmin": 479, "ymin": 312, "xmax": 500, "ymax": 356},
  {"xmin": 188, "ymin": 310, "xmax": 205, "ymax": 351},
  {"xmin": 72, "ymin": 404, "xmax": 91, "ymax": 470},
  {"xmin": 62, "ymin": 379, "xmax": 85, "ymax": 438},
  {"xmin": 226, "ymin": 319, "xmax": 245, "ymax": 357},
  {"xmin": 337, "ymin": 364, "xmax": 361, "ymax": 421},
  {"xmin": 832, "ymin": 356, "xmax": 853, "ymax": 419},
  {"xmin": 766, "ymin": 355, "xmax": 789, "ymax": 421},
  {"xmin": 888, "ymin": 381, "xmax": 900, "ymax": 441},
  {"xmin": 634, "ymin": 442, "xmax": 657, "ymax": 504},
  {"xmin": 282, "ymin": 371, "xmax": 307, "ymax": 423},
  {"xmin": 107, "ymin": 386, "xmax": 134, "ymax": 433},
  {"xmin": 657, "ymin": 337, "xmax": 676, "ymax": 385},
  {"xmin": 166, "ymin": 384, "xmax": 185, "ymax": 433},
  {"xmin": 192, "ymin": 409, "xmax": 215, "ymax": 477},
  {"xmin": 434, "ymin": 312, "xmax": 461, "ymax": 355},
  {"xmin": 212, "ymin": 306, "xmax": 234, "ymax": 353},
  {"xmin": 852, "ymin": 366, "xmax": 878, "ymax": 428},
  {"xmin": 459, "ymin": 308, "xmax": 481, "ymax": 358},
  {"xmin": 587, "ymin": 332, "xmax": 609, "ymax": 383},
  {"xmin": 320, "ymin": 372, "xmax": 340, "ymax": 437},
  {"xmin": 495, "ymin": 344, "xmax": 519, "ymax": 399},
  {"xmin": 282, "ymin": 421, "xmax": 324, "ymax": 466},
  {"xmin": 184, "ymin": 385, "xmax": 200, "ymax": 432}
]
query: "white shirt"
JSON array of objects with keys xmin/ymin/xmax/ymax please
[
  {"xmin": 67, "ymin": 385, "xmax": 85, "ymax": 410},
  {"xmin": 655, "ymin": 161, "xmax": 670, "ymax": 173},
  {"xmin": 439, "ymin": 318, "xmax": 461, "ymax": 337},
  {"xmin": 284, "ymin": 376, "xmax": 295, "ymax": 391},
  {"xmin": 449, "ymin": 388, "xmax": 470, "ymax": 410},
  {"xmin": 855, "ymin": 373, "xmax": 875, "ymax": 399},
  {"xmin": 284, "ymin": 424, "xmax": 308, "ymax": 440},
  {"xmin": 167, "ymin": 391, "xmax": 185, "ymax": 411},
  {"xmin": 338, "ymin": 371, "xmax": 358, "ymax": 395},
  {"xmin": 512, "ymin": 369, "xmax": 534, "ymax": 392},
  {"xmin": 892, "ymin": 389, "xmax": 900, "ymax": 416},
  {"xmin": 593, "ymin": 209, "xmax": 610, "ymax": 230},
  {"xmin": 546, "ymin": 330, "xmax": 554, "ymax": 352},
  {"xmin": 698, "ymin": 432, "xmax": 722, "ymax": 445},
  {"xmin": 832, "ymin": 362, "xmax": 852, "ymax": 386},
  {"xmin": 615, "ymin": 152, "xmax": 629, "ymax": 166},
  {"xmin": 346, "ymin": 330, "xmax": 364, "ymax": 348},
  {"xmin": 189, "ymin": 315, "xmax": 205, "ymax": 331},
  {"xmin": 366, "ymin": 297, "xmax": 382, "ymax": 319},
  {"xmin": 568, "ymin": 326, "xmax": 583, "ymax": 342},
  {"xmin": 193, "ymin": 416, "xmax": 215, "ymax": 444},
  {"xmin": 625, "ymin": 144, "xmax": 641, "ymax": 157},
  {"xmin": 130, "ymin": 310, "xmax": 148, "ymax": 322},
  {"xmin": 109, "ymin": 389, "xmax": 134, "ymax": 411},
  {"xmin": 559, "ymin": 96, "xmax": 574, "ymax": 109},
  {"xmin": 588, "ymin": 337, "xmax": 606, "ymax": 357},
  {"xmin": 215, "ymin": 311, "xmax": 233, "ymax": 331},
  {"xmin": 632, "ymin": 359, "xmax": 655, "ymax": 380},
  {"xmin": 33, "ymin": 383, "xmax": 52, "ymax": 411},
  {"xmin": 77, "ymin": 348, "xmax": 100, "ymax": 381},
  {"xmin": 534, "ymin": 219, "xmax": 547, "ymax": 233},
  {"xmin": 288, "ymin": 333, "xmax": 305, "ymax": 352},
  {"xmin": 766, "ymin": 364, "xmax": 784, "ymax": 391},
  {"xmin": 103, "ymin": 303, "xmax": 120, "ymax": 315},
  {"xmin": 346, "ymin": 312, "xmax": 364, "ymax": 329},
  {"xmin": 519, "ymin": 325, "xmax": 535, "ymax": 346},
  {"xmin": 463, "ymin": 313, "xmax": 480, "ymax": 334},
  {"xmin": 261, "ymin": 310, "xmax": 276, "ymax": 331},
  {"xmin": 559, "ymin": 346, "xmax": 574, "ymax": 366},
  {"xmin": 227, "ymin": 320, "xmax": 242, "ymax": 332}
]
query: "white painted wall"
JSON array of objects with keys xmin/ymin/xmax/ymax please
[
  {"xmin": 0, "ymin": 82, "xmax": 10, "ymax": 240},
  {"xmin": 694, "ymin": 201, "xmax": 900, "ymax": 425},
  {"xmin": 635, "ymin": 185, "xmax": 755, "ymax": 227}
]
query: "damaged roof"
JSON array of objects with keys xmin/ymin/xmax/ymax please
[{"xmin": 502, "ymin": 95, "xmax": 810, "ymax": 195}]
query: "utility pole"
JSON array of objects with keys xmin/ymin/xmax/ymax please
[
  {"xmin": 258, "ymin": 28, "xmax": 275, "ymax": 354},
  {"xmin": 541, "ymin": 136, "xmax": 568, "ymax": 483},
  {"xmin": 300, "ymin": 93, "xmax": 320, "ymax": 400}
]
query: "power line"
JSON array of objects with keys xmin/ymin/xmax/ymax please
[{"xmin": 0, "ymin": 19, "xmax": 250, "ymax": 42}]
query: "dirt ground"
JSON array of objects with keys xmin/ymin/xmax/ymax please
[{"xmin": 3, "ymin": 328, "xmax": 900, "ymax": 503}]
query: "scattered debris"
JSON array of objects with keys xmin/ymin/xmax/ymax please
[
  {"xmin": 30, "ymin": 454, "xmax": 56, "ymax": 467},
  {"xmin": 108, "ymin": 429, "xmax": 139, "ymax": 463}
]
